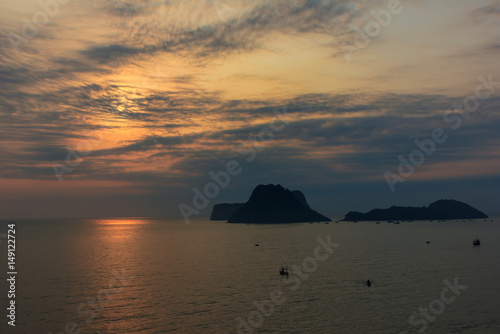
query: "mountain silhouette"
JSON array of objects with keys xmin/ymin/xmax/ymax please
[
  {"xmin": 342, "ymin": 199, "xmax": 488, "ymax": 221},
  {"xmin": 226, "ymin": 184, "xmax": 331, "ymax": 224},
  {"xmin": 210, "ymin": 203, "xmax": 244, "ymax": 221}
]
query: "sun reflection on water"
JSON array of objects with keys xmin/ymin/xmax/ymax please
[
  {"xmin": 94, "ymin": 219, "xmax": 151, "ymax": 226},
  {"xmin": 92, "ymin": 218, "xmax": 151, "ymax": 242}
]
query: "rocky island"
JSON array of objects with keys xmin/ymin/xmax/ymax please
[
  {"xmin": 210, "ymin": 203, "xmax": 244, "ymax": 220},
  {"xmin": 342, "ymin": 199, "xmax": 488, "ymax": 221},
  {"xmin": 211, "ymin": 184, "xmax": 331, "ymax": 224}
]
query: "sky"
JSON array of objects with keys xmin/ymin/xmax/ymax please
[{"xmin": 0, "ymin": 0, "xmax": 499, "ymax": 219}]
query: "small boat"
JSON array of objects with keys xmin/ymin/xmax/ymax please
[
  {"xmin": 473, "ymin": 238, "xmax": 480, "ymax": 246},
  {"xmin": 376, "ymin": 221, "xmax": 380, "ymax": 224},
  {"xmin": 335, "ymin": 221, "xmax": 339, "ymax": 224},
  {"xmin": 255, "ymin": 243, "xmax": 259, "ymax": 246},
  {"xmin": 394, "ymin": 221, "xmax": 400, "ymax": 224},
  {"xmin": 279, "ymin": 266, "xmax": 289, "ymax": 276},
  {"xmin": 426, "ymin": 241, "xmax": 430, "ymax": 244}
]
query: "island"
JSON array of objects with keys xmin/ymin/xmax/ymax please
[
  {"xmin": 291, "ymin": 190, "xmax": 311, "ymax": 208},
  {"xmin": 342, "ymin": 199, "xmax": 488, "ymax": 221},
  {"xmin": 210, "ymin": 203, "xmax": 244, "ymax": 221},
  {"xmin": 211, "ymin": 184, "xmax": 331, "ymax": 224}
]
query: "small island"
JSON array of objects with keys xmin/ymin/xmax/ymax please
[
  {"xmin": 211, "ymin": 184, "xmax": 331, "ymax": 224},
  {"xmin": 342, "ymin": 199, "xmax": 488, "ymax": 221},
  {"xmin": 210, "ymin": 203, "xmax": 244, "ymax": 221}
]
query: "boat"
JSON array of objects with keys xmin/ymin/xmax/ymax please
[
  {"xmin": 279, "ymin": 266, "xmax": 289, "ymax": 276},
  {"xmin": 426, "ymin": 241, "xmax": 430, "ymax": 244},
  {"xmin": 473, "ymin": 238, "xmax": 480, "ymax": 246},
  {"xmin": 376, "ymin": 221, "xmax": 380, "ymax": 224},
  {"xmin": 255, "ymin": 243, "xmax": 259, "ymax": 246},
  {"xmin": 394, "ymin": 221, "xmax": 400, "ymax": 224}
]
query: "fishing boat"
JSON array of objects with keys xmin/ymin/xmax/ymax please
[
  {"xmin": 279, "ymin": 266, "xmax": 289, "ymax": 276},
  {"xmin": 473, "ymin": 238, "xmax": 480, "ymax": 246}
]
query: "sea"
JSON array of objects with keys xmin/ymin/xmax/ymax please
[{"xmin": 0, "ymin": 217, "xmax": 499, "ymax": 334}]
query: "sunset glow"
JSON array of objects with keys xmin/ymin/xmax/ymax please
[{"xmin": 1, "ymin": 0, "xmax": 499, "ymax": 218}]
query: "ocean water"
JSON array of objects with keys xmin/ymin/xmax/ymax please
[{"xmin": 1, "ymin": 218, "xmax": 499, "ymax": 334}]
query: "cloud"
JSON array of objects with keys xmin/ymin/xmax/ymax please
[
  {"xmin": 81, "ymin": 44, "xmax": 142, "ymax": 62},
  {"xmin": 91, "ymin": 133, "xmax": 205, "ymax": 157},
  {"xmin": 4, "ymin": 88, "xmax": 494, "ymax": 187},
  {"xmin": 476, "ymin": 1, "xmax": 500, "ymax": 16},
  {"xmin": 1, "ymin": 0, "xmax": 500, "ymax": 217},
  {"xmin": 76, "ymin": 0, "xmax": 389, "ymax": 65}
]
